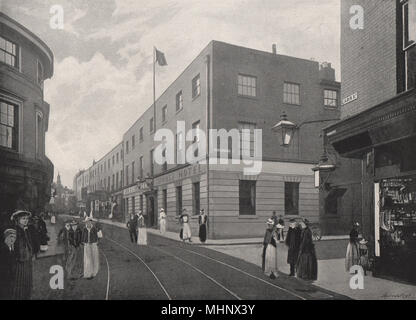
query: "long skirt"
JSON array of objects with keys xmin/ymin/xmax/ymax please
[
  {"xmin": 84, "ymin": 243, "xmax": 99, "ymax": 278},
  {"xmin": 137, "ymin": 227, "xmax": 147, "ymax": 245},
  {"xmin": 182, "ymin": 223, "xmax": 192, "ymax": 240},
  {"xmin": 345, "ymin": 242, "xmax": 360, "ymax": 273},
  {"xmin": 264, "ymin": 244, "xmax": 278, "ymax": 277},
  {"xmin": 297, "ymin": 251, "xmax": 318, "ymax": 281},
  {"xmin": 160, "ymin": 219, "xmax": 166, "ymax": 235},
  {"xmin": 51, "ymin": 216, "xmax": 56, "ymax": 224},
  {"xmin": 66, "ymin": 246, "xmax": 83, "ymax": 279},
  {"xmin": 11, "ymin": 260, "xmax": 32, "ymax": 300},
  {"xmin": 199, "ymin": 224, "xmax": 207, "ymax": 243}
]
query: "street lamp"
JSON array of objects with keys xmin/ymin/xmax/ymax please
[{"xmin": 271, "ymin": 112, "xmax": 297, "ymax": 147}]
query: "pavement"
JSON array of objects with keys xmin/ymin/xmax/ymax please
[{"xmin": 36, "ymin": 215, "xmax": 415, "ymax": 300}]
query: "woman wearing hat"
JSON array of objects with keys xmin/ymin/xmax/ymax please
[
  {"xmin": 137, "ymin": 211, "xmax": 147, "ymax": 245},
  {"xmin": 345, "ymin": 222, "xmax": 360, "ymax": 273},
  {"xmin": 180, "ymin": 209, "xmax": 192, "ymax": 243},
  {"xmin": 158, "ymin": 208, "xmax": 167, "ymax": 235},
  {"xmin": 262, "ymin": 219, "xmax": 279, "ymax": 279},
  {"xmin": 58, "ymin": 220, "xmax": 72, "ymax": 268},
  {"xmin": 10, "ymin": 210, "xmax": 40, "ymax": 299},
  {"xmin": 66, "ymin": 221, "xmax": 83, "ymax": 280},
  {"xmin": 296, "ymin": 219, "xmax": 318, "ymax": 281},
  {"xmin": 0, "ymin": 228, "xmax": 17, "ymax": 299},
  {"xmin": 198, "ymin": 209, "xmax": 208, "ymax": 243},
  {"xmin": 82, "ymin": 218, "xmax": 100, "ymax": 279}
]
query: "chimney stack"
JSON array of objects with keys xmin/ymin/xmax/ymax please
[{"xmin": 272, "ymin": 44, "xmax": 277, "ymax": 54}]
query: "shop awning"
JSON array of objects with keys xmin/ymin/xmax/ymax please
[{"xmin": 325, "ymin": 89, "xmax": 416, "ymax": 158}]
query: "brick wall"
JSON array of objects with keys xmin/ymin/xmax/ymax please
[{"xmin": 340, "ymin": 0, "xmax": 397, "ymax": 118}]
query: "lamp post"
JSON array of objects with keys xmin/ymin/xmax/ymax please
[{"xmin": 272, "ymin": 111, "xmax": 338, "ymax": 188}]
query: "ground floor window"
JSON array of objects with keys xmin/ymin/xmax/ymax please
[
  {"xmin": 176, "ymin": 186, "xmax": 182, "ymax": 215},
  {"xmin": 285, "ymin": 182, "xmax": 299, "ymax": 215},
  {"xmin": 239, "ymin": 180, "xmax": 256, "ymax": 215},
  {"xmin": 193, "ymin": 182, "xmax": 200, "ymax": 215},
  {"xmin": 162, "ymin": 189, "xmax": 167, "ymax": 214}
]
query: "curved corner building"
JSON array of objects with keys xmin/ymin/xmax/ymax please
[{"xmin": 0, "ymin": 12, "xmax": 54, "ymax": 218}]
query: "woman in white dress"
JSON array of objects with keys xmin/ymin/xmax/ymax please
[
  {"xmin": 263, "ymin": 218, "xmax": 279, "ymax": 279},
  {"xmin": 159, "ymin": 208, "xmax": 167, "ymax": 235},
  {"xmin": 181, "ymin": 209, "xmax": 192, "ymax": 242},
  {"xmin": 137, "ymin": 211, "xmax": 147, "ymax": 245}
]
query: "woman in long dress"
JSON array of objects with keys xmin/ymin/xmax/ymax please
[
  {"xmin": 159, "ymin": 208, "xmax": 167, "ymax": 235},
  {"xmin": 181, "ymin": 209, "xmax": 192, "ymax": 242},
  {"xmin": 345, "ymin": 222, "xmax": 360, "ymax": 273},
  {"xmin": 10, "ymin": 210, "xmax": 40, "ymax": 299},
  {"xmin": 263, "ymin": 219, "xmax": 279, "ymax": 279},
  {"xmin": 82, "ymin": 218, "xmax": 100, "ymax": 279},
  {"xmin": 296, "ymin": 219, "xmax": 318, "ymax": 281},
  {"xmin": 198, "ymin": 209, "xmax": 208, "ymax": 243},
  {"xmin": 137, "ymin": 211, "xmax": 147, "ymax": 245}
]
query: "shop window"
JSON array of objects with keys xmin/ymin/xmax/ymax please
[
  {"xmin": 285, "ymin": 182, "xmax": 299, "ymax": 215},
  {"xmin": 0, "ymin": 101, "xmax": 18, "ymax": 151},
  {"xmin": 193, "ymin": 182, "xmax": 200, "ymax": 215},
  {"xmin": 176, "ymin": 186, "xmax": 182, "ymax": 215},
  {"xmin": 239, "ymin": 180, "xmax": 256, "ymax": 215}
]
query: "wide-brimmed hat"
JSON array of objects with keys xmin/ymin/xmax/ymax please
[
  {"xmin": 160, "ymin": 208, "xmax": 165, "ymax": 212},
  {"xmin": 10, "ymin": 210, "xmax": 31, "ymax": 221},
  {"xmin": 3, "ymin": 228, "xmax": 16, "ymax": 238},
  {"xmin": 266, "ymin": 218, "xmax": 274, "ymax": 225},
  {"xmin": 289, "ymin": 218, "xmax": 296, "ymax": 223}
]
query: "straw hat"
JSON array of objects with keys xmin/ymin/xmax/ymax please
[
  {"xmin": 10, "ymin": 210, "xmax": 31, "ymax": 221},
  {"xmin": 3, "ymin": 228, "xmax": 16, "ymax": 238}
]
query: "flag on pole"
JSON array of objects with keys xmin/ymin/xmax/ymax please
[{"xmin": 155, "ymin": 48, "xmax": 168, "ymax": 66}]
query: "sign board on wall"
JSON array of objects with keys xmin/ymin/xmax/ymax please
[
  {"xmin": 154, "ymin": 164, "xmax": 205, "ymax": 186},
  {"xmin": 342, "ymin": 92, "xmax": 358, "ymax": 105}
]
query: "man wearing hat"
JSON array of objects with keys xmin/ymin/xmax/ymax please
[
  {"xmin": 285, "ymin": 219, "xmax": 301, "ymax": 276},
  {"xmin": 9, "ymin": 210, "xmax": 40, "ymax": 299},
  {"xmin": 127, "ymin": 211, "xmax": 138, "ymax": 243},
  {"xmin": 0, "ymin": 228, "xmax": 17, "ymax": 299}
]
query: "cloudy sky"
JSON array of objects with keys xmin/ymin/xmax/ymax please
[{"xmin": 2, "ymin": 0, "xmax": 340, "ymax": 187}]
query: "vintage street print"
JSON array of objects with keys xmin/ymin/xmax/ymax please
[{"xmin": 0, "ymin": 0, "xmax": 416, "ymax": 303}]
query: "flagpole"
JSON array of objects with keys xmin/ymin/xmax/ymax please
[{"xmin": 153, "ymin": 46, "xmax": 156, "ymax": 135}]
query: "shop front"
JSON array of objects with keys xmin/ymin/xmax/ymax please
[{"xmin": 326, "ymin": 89, "xmax": 416, "ymax": 283}]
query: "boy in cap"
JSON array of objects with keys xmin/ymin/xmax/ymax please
[{"xmin": 0, "ymin": 228, "xmax": 17, "ymax": 299}]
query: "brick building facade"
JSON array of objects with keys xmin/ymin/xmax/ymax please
[{"xmin": 0, "ymin": 13, "xmax": 54, "ymax": 223}]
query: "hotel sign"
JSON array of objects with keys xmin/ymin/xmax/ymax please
[
  {"xmin": 154, "ymin": 164, "xmax": 205, "ymax": 186},
  {"xmin": 342, "ymin": 92, "xmax": 358, "ymax": 105},
  {"xmin": 123, "ymin": 185, "xmax": 139, "ymax": 196}
]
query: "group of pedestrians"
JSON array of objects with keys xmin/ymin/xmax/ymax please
[
  {"xmin": 58, "ymin": 217, "xmax": 102, "ymax": 280},
  {"xmin": 262, "ymin": 215, "xmax": 318, "ymax": 282},
  {"xmin": 127, "ymin": 210, "xmax": 148, "ymax": 245},
  {"xmin": 0, "ymin": 210, "xmax": 47, "ymax": 300},
  {"xmin": 178, "ymin": 208, "xmax": 208, "ymax": 243}
]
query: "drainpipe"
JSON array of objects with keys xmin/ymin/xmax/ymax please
[{"xmin": 205, "ymin": 53, "xmax": 211, "ymax": 239}]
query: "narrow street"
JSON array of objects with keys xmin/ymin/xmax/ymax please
[{"xmin": 32, "ymin": 221, "xmax": 349, "ymax": 300}]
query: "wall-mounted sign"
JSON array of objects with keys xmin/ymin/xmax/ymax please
[
  {"xmin": 123, "ymin": 185, "xmax": 139, "ymax": 196},
  {"xmin": 342, "ymin": 92, "xmax": 358, "ymax": 105},
  {"xmin": 154, "ymin": 164, "xmax": 205, "ymax": 186}
]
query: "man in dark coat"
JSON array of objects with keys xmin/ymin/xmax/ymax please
[
  {"xmin": 0, "ymin": 228, "xmax": 17, "ymax": 299},
  {"xmin": 126, "ymin": 213, "xmax": 138, "ymax": 243},
  {"xmin": 285, "ymin": 219, "xmax": 301, "ymax": 276}
]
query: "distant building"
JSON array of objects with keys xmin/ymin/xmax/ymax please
[
  {"xmin": 75, "ymin": 41, "xmax": 340, "ymax": 239},
  {"xmin": 0, "ymin": 13, "xmax": 54, "ymax": 221}
]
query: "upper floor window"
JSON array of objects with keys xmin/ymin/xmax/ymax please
[
  {"xmin": 162, "ymin": 105, "xmax": 167, "ymax": 123},
  {"xmin": 150, "ymin": 117, "xmax": 154, "ymax": 133},
  {"xmin": 108, "ymin": 159, "xmax": 110, "ymax": 169},
  {"xmin": 403, "ymin": 0, "xmax": 416, "ymax": 50},
  {"xmin": 37, "ymin": 60, "xmax": 44, "ymax": 86},
  {"xmin": 192, "ymin": 74, "xmax": 201, "ymax": 98},
  {"xmin": 132, "ymin": 134, "xmax": 135, "ymax": 149},
  {"xmin": 116, "ymin": 152, "xmax": 119, "ymax": 163},
  {"xmin": 176, "ymin": 91, "xmax": 183, "ymax": 111},
  {"xmin": 238, "ymin": 122, "xmax": 256, "ymax": 158},
  {"xmin": 139, "ymin": 127, "xmax": 143, "ymax": 142},
  {"xmin": 36, "ymin": 111, "xmax": 43, "ymax": 157},
  {"xmin": 283, "ymin": 82, "xmax": 300, "ymax": 105},
  {"xmin": 0, "ymin": 101, "xmax": 18, "ymax": 151},
  {"xmin": 0, "ymin": 36, "xmax": 18, "ymax": 68},
  {"xmin": 324, "ymin": 89, "xmax": 338, "ymax": 108},
  {"xmin": 192, "ymin": 121, "xmax": 200, "ymax": 158},
  {"xmin": 238, "ymin": 74, "xmax": 257, "ymax": 97},
  {"xmin": 126, "ymin": 141, "xmax": 129, "ymax": 154}
]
